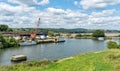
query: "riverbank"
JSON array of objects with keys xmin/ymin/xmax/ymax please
[{"xmin": 1, "ymin": 49, "xmax": 120, "ymax": 71}]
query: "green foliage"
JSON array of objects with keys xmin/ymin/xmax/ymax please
[
  {"xmin": 107, "ymin": 41, "xmax": 119, "ymax": 49},
  {"xmin": 0, "ymin": 42, "xmax": 3, "ymax": 49},
  {"xmin": 1, "ymin": 50, "xmax": 120, "ymax": 71},
  {"xmin": 6, "ymin": 37, "xmax": 19, "ymax": 47},
  {"xmin": 75, "ymin": 34, "xmax": 81, "ymax": 38},
  {"xmin": 106, "ymin": 52, "xmax": 120, "ymax": 61},
  {"xmin": 75, "ymin": 34, "xmax": 92, "ymax": 39},
  {"xmin": 0, "ymin": 33, "xmax": 8, "ymax": 48},
  {"xmin": 0, "ymin": 24, "xmax": 13, "ymax": 32},
  {"xmin": 0, "ymin": 24, "xmax": 9, "ymax": 31},
  {"xmin": 66, "ymin": 33, "xmax": 71, "ymax": 38},
  {"xmin": 0, "ymin": 60, "xmax": 51, "ymax": 71},
  {"xmin": 0, "ymin": 34, "xmax": 19, "ymax": 49},
  {"xmin": 92, "ymin": 30, "xmax": 105, "ymax": 37},
  {"xmin": 54, "ymin": 33, "xmax": 61, "ymax": 36},
  {"xmin": 47, "ymin": 31, "xmax": 54, "ymax": 36},
  {"xmin": 12, "ymin": 28, "xmax": 88, "ymax": 33},
  {"xmin": 7, "ymin": 28, "xmax": 13, "ymax": 32},
  {"xmin": 81, "ymin": 34, "xmax": 92, "ymax": 38}
]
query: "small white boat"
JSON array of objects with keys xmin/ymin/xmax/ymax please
[
  {"xmin": 98, "ymin": 37, "xmax": 104, "ymax": 40},
  {"xmin": 19, "ymin": 40, "xmax": 37, "ymax": 46},
  {"xmin": 54, "ymin": 38, "xmax": 65, "ymax": 43},
  {"xmin": 11, "ymin": 55, "xmax": 27, "ymax": 62}
]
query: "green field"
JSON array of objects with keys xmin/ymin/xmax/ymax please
[{"xmin": 1, "ymin": 49, "xmax": 120, "ymax": 71}]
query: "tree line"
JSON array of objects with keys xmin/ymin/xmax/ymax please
[
  {"xmin": 0, "ymin": 24, "xmax": 13, "ymax": 32},
  {"xmin": 0, "ymin": 24, "xmax": 18, "ymax": 48}
]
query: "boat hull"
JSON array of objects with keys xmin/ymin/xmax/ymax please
[{"xmin": 19, "ymin": 41, "xmax": 37, "ymax": 46}]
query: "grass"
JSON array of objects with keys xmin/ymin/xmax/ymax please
[{"xmin": 1, "ymin": 49, "xmax": 120, "ymax": 71}]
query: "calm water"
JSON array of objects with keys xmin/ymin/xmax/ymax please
[{"xmin": 0, "ymin": 39, "xmax": 107, "ymax": 66}]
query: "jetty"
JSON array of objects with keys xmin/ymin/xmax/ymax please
[
  {"xmin": 11, "ymin": 55, "xmax": 27, "ymax": 62},
  {"xmin": 37, "ymin": 38, "xmax": 65, "ymax": 43}
]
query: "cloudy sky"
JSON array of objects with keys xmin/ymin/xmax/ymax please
[{"xmin": 0, "ymin": 0, "xmax": 120, "ymax": 30}]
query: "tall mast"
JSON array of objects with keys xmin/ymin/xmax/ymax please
[{"xmin": 36, "ymin": 18, "xmax": 40, "ymax": 34}]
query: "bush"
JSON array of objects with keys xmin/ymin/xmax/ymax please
[
  {"xmin": 0, "ymin": 33, "xmax": 19, "ymax": 48},
  {"xmin": 0, "ymin": 24, "xmax": 8, "ymax": 31},
  {"xmin": 6, "ymin": 37, "xmax": 19, "ymax": 47},
  {"xmin": 107, "ymin": 41, "xmax": 119, "ymax": 49},
  {"xmin": 0, "ymin": 42, "xmax": 3, "ymax": 49},
  {"xmin": 92, "ymin": 30, "xmax": 105, "ymax": 38},
  {"xmin": 75, "ymin": 34, "xmax": 82, "ymax": 38},
  {"xmin": 0, "ymin": 33, "xmax": 8, "ymax": 48}
]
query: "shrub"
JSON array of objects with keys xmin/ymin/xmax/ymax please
[
  {"xmin": 107, "ymin": 41, "xmax": 118, "ymax": 49},
  {"xmin": 6, "ymin": 37, "xmax": 19, "ymax": 47},
  {"xmin": 0, "ymin": 24, "xmax": 8, "ymax": 31},
  {"xmin": 0, "ymin": 42, "xmax": 3, "ymax": 49},
  {"xmin": 92, "ymin": 30, "xmax": 105, "ymax": 38},
  {"xmin": 75, "ymin": 34, "xmax": 82, "ymax": 38},
  {"xmin": 0, "ymin": 33, "xmax": 19, "ymax": 48},
  {"xmin": 0, "ymin": 33, "xmax": 8, "ymax": 48}
]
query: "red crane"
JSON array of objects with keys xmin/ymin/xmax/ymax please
[{"xmin": 29, "ymin": 18, "xmax": 40, "ymax": 40}]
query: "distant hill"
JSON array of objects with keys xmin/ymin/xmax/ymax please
[
  {"xmin": 12, "ymin": 28, "xmax": 89, "ymax": 33},
  {"xmin": 12, "ymin": 28, "xmax": 120, "ymax": 33},
  {"xmin": 69, "ymin": 28, "xmax": 87, "ymax": 30}
]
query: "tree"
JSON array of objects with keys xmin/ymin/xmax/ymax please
[
  {"xmin": 7, "ymin": 28, "xmax": 13, "ymax": 32},
  {"xmin": 0, "ymin": 42, "xmax": 3, "ymax": 48},
  {"xmin": 54, "ymin": 33, "xmax": 61, "ymax": 36},
  {"xmin": 47, "ymin": 31, "xmax": 54, "ymax": 36},
  {"xmin": 66, "ymin": 33, "xmax": 71, "ymax": 38},
  {"xmin": 0, "ymin": 24, "xmax": 9, "ymax": 31},
  {"xmin": 92, "ymin": 30, "xmax": 105, "ymax": 37},
  {"xmin": 75, "ymin": 34, "xmax": 82, "ymax": 38},
  {"xmin": 0, "ymin": 33, "xmax": 19, "ymax": 49},
  {"xmin": 0, "ymin": 33, "xmax": 8, "ymax": 48},
  {"xmin": 6, "ymin": 37, "xmax": 19, "ymax": 47}
]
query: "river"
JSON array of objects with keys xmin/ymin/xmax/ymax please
[{"xmin": 0, "ymin": 38, "xmax": 107, "ymax": 66}]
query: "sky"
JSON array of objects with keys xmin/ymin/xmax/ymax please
[{"xmin": 0, "ymin": 0, "xmax": 120, "ymax": 30}]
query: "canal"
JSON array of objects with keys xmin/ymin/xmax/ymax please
[{"xmin": 0, "ymin": 39, "xmax": 107, "ymax": 65}]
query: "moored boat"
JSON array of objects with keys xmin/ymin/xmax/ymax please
[
  {"xmin": 54, "ymin": 38, "xmax": 65, "ymax": 43},
  {"xmin": 98, "ymin": 37, "xmax": 104, "ymax": 40},
  {"xmin": 56, "ymin": 39, "xmax": 65, "ymax": 43},
  {"xmin": 19, "ymin": 40, "xmax": 37, "ymax": 46}
]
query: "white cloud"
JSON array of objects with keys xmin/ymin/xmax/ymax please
[
  {"xmin": 8, "ymin": 0, "xmax": 50, "ymax": 6},
  {"xmin": 75, "ymin": 0, "xmax": 120, "ymax": 9},
  {"xmin": 0, "ymin": 2, "xmax": 89, "ymax": 29},
  {"xmin": 1, "ymin": 2, "xmax": 120, "ymax": 30},
  {"xmin": 0, "ymin": 2, "xmax": 35, "ymax": 13},
  {"xmin": 47, "ymin": 8, "xmax": 65, "ymax": 13},
  {"xmin": 90, "ymin": 9, "xmax": 116, "ymax": 18},
  {"xmin": 33, "ymin": 0, "xmax": 49, "ymax": 6},
  {"xmin": 86, "ymin": 9, "xmax": 120, "ymax": 29}
]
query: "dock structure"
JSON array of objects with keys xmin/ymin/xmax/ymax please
[
  {"xmin": 11, "ymin": 55, "xmax": 27, "ymax": 62},
  {"xmin": 37, "ymin": 39, "xmax": 53, "ymax": 43},
  {"xmin": 37, "ymin": 38, "xmax": 65, "ymax": 43},
  {"xmin": 1, "ymin": 31, "xmax": 41, "ymax": 37}
]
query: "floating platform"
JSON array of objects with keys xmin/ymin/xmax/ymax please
[
  {"xmin": 54, "ymin": 39, "xmax": 65, "ymax": 43},
  {"xmin": 37, "ymin": 38, "xmax": 65, "ymax": 43},
  {"xmin": 11, "ymin": 55, "xmax": 27, "ymax": 62},
  {"xmin": 37, "ymin": 39, "xmax": 53, "ymax": 43}
]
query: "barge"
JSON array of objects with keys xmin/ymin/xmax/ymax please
[{"xmin": 11, "ymin": 55, "xmax": 27, "ymax": 62}]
